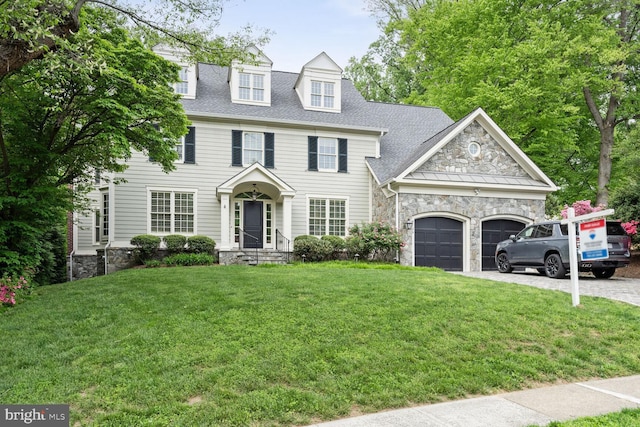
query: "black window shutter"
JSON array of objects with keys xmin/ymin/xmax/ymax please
[
  {"xmin": 264, "ymin": 133, "xmax": 274, "ymax": 168},
  {"xmin": 338, "ymin": 138, "xmax": 348, "ymax": 173},
  {"xmin": 308, "ymin": 136, "xmax": 318, "ymax": 171},
  {"xmin": 184, "ymin": 126, "xmax": 195, "ymax": 164},
  {"xmin": 232, "ymin": 130, "xmax": 243, "ymax": 166}
]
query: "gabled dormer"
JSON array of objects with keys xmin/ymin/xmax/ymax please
[
  {"xmin": 228, "ymin": 46, "xmax": 272, "ymax": 106},
  {"xmin": 152, "ymin": 45, "xmax": 198, "ymax": 99},
  {"xmin": 295, "ymin": 52, "xmax": 342, "ymax": 113}
]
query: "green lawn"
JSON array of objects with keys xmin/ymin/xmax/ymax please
[{"xmin": 1, "ymin": 263, "xmax": 639, "ymax": 426}]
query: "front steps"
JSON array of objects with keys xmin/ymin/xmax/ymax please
[{"xmin": 220, "ymin": 249, "xmax": 291, "ymax": 266}]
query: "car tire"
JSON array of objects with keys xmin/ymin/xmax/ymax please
[
  {"xmin": 592, "ymin": 268, "xmax": 615, "ymax": 279},
  {"xmin": 496, "ymin": 252, "xmax": 513, "ymax": 273},
  {"xmin": 545, "ymin": 253, "xmax": 566, "ymax": 279}
]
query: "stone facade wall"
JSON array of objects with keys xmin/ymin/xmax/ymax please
[
  {"xmin": 417, "ymin": 122, "xmax": 528, "ymax": 177},
  {"xmin": 68, "ymin": 254, "xmax": 99, "ymax": 280},
  {"xmin": 398, "ymin": 193, "xmax": 545, "ymax": 270}
]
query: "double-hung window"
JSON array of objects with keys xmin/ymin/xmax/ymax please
[
  {"xmin": 175, "ymin": 135, "xmax": 185, "ymax": 162},
  {"xmin": 309, "ymin": 197, "xmax": 347, "ymax": 236},
  {"xmin": 232, "ymin": 130, "xmax": 275, "ymax": 168},
  {"xmin": 239, "ymin": 72, "xmax": 264, "ymax": 102},
  {"xmin": 318, "ymin": 138, "xmax": 337, "ymax": 171},
  {"xmin": 243, "ymin": 132, "xmax": 264, "ymax": 165},
  {"xmin": 150, "ymin": 190, "xmax": 195, "ymax": 234},
  {"xmin": 175, "ymin": 66, "xmax": 189, "ymax": 95},
  {"xmin": 308, "ymin": 136, "xmax": 347, "ymax": 173},
  {"xmin": 311, "ymin": 80, "xmax": 334, "ymax": 108}
]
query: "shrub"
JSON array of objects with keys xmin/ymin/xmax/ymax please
[
  {"xmin": 130, "ymin": 234, "xmax": 161, "ymax": 262},
  {"xmin": 163, "ymin": 235, "xmax": 187, "ymax": 253},
  {"xmin": 293, "ymin": 236, "xmax": 333, "ymax": 262},
  {"xmin": 187, "ymin": 235, "xmax": 216, "ymax": 254},
  {"xmin": 144, "ymin": 259, "xmax": 162, "ymax": 268},
  {"xmin": 321, "ymin": 235, "xmax": 346, "ymax": 260},
  {"xmin": 347, "ymin": 222, "xmax": 403, "ymax": 262},
  {"xmin": 164, "ymin": 253, "xmax": 215, "ymax": 266},
  {"xmin": 0, "ymin": 275, "xmax": 31, "ymax": 307}
]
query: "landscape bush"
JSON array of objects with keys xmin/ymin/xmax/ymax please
[
  {"xmin": 293, "ymin": 235, "xmax": 333, "ymax": 262},
  {"xmin": 164, "ymin": 253, "xmax": 215, "ymax": 266},
  {"xmin": 346, "ymin": 222, "xmax": 403, "ymax": 262},
  {"xmin": 163, "ymin": 234, "xmax": 187, "ymax": 253},
  {"xmin": 187, "ymin": 235, "xmax": 216, "ymax": 254},
  {"xmin": 130, "ymin": 234, "xmax": 161, "ymax": 262}
]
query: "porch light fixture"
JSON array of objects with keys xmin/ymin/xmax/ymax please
[
  {"xmin": 405, "ymin": 219, "xmax": 413, "ymax": 230},
  {"xmin": 250, "ymin": 184, "xmax": 259, "ymax": 201}
]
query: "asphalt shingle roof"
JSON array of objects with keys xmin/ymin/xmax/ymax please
[{"xmin": 181, "ymin": 64, "xmax": 455, "ymax": 184}]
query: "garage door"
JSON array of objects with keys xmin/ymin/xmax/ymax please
[
  {"xmin": 481, "ymin": 219, "xmax": 526, "ymax": 270},
  {"xmin": 415, "ymin": 217, "xmax": 463, "ymax": 271}
]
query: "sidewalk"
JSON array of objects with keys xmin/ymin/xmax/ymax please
[{"xmin": 306, "ymin": 375, "xmax": 640, "ymax": 427}]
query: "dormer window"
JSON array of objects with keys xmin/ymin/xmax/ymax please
[
  {"xmin": 175, "ymin": 66, "xmax": 189, "ymax": 95},
  {"xmin": 295, "ymin": 52, "xmax": 342, "ymax": 113},
  {"xmin": 311, "ymin": 81, "xmax": 334, "ymax": 108},
  {"xmin": 152, "ymin": 45, "xmax": 198, "ymax": 99},
  {"xmin": 239, "ymin": 72, "xmax": 265, "ymax": 102},
  {"xmin": 229, "ymin": 46, "xmax": 272, "ymax": 106}
]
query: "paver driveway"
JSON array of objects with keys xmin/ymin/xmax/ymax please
[{"xmin": 454, "ymin": 270, "xmax": 640, "ymax": 307}]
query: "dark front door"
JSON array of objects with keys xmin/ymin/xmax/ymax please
[
  {"xmin": 414, "ymin": 217, "xmax": 463, "ymax": 271},
  {"xmin": 481, "ymin": 219, "xmax": 525, "ymax": 270},
  {"xmin": 243, "ymin": 201, "xmax": 263, "ymax": 248}
]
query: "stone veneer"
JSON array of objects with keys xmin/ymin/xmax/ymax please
[
  {"xmin": 416, "ymin": 122, "xmax": 528, "ymax": 177},
  {"xmin": 370, "ymin": 120, "xmax": 548, "ymax": 271}
]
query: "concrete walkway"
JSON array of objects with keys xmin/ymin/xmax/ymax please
[
  {"xmin": 306, "ymin": 271, "xmax": 640, "ymax": 427},
  {"xmin": 307, "ymin": 375, "xmax": 640, "ymax": 427}
]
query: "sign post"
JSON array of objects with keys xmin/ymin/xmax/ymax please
[{"xmin": 561, "ymin": 208, "xmax": 614, "ymax": 307}]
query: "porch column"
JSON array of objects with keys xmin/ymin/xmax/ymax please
[
  {"xmin": 219, "ymin": 193, "xmax": 230, "ymax": 250},
  {"xmin": 282, "ymin": 195, "xmax": 293, "ymax": 243}
]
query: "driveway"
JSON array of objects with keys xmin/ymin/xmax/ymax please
[{"xmin": 454, "ymin": 270, "xmax": 640, "ymax": 307}]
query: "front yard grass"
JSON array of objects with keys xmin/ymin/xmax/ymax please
[{"xmin": 1, "ymin": 263, "xmax": 639, "ymax": 426}]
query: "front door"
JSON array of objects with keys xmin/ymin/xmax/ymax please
[{"xmin": 243, "ymin": 200, "xmax": 263, "ymax": 248}]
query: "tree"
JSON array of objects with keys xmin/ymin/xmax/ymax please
[
  {"xmin": 1, "ymin": 7, "xmax": 190, "ymax": 278},
  {"xmin": 0, "ymin": 0, "xmax": 268, "ymax": 79},
  {"xmin": 349, "ymin": 0, "xmax": 640, "ymax": 207}
]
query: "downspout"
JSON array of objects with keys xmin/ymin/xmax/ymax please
[
  {"xmin": 104, "ymin": 179, "xmax": 115, "ymax": 275},
  {"xmin": 69, "ymin": 212, "xmax": 78, "ymax": 281},
  {"xmin": 387, "ymin": 183, "xmax": 400, "ymax": 263}
]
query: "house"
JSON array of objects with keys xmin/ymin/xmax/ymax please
[{"xmin": 69, "ymin": 47, "xmax": 556, "ymax": 279}]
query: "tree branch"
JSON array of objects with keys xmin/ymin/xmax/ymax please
[{"xmin": 582, "ymin": 86, "xmax": 604, "ymax": 130}]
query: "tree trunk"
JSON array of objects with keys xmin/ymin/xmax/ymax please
[{"xmin": 596, "ymin": 124, "xmax": 615, "ymax": 207}]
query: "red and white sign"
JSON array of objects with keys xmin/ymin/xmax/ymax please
[{"xmin": 579, "ymin": 219, "xmax": 608, "ymax": 260}]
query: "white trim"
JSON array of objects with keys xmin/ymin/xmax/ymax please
[
  {"xmin": 146, "ymin": 187, "xmax": 198, "ymax": 236},
  {"xmin": 395, "ymin": 108, "xmax": 557, "ymax": 191},
  {"xmin": 306, "ymin": 194, "xmax": 350, "ymax": 237}
]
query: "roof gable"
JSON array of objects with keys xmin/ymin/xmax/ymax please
[{"xmin": 395, "ymin": 108, "xmax": 556, "ymax": 191}]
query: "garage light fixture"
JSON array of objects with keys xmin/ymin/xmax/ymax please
[{"xmin": 405, "ymin": 219, "xmax": 413, "ymax": 230}]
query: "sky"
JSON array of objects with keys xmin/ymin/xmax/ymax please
[{"xmin": 215, "ymin": 0, "xmax": 380, "ymax": 73}]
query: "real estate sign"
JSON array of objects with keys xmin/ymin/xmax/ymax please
[{"xmin": 579, "ymin": 219, "xmax": 609, "ymax": 261}]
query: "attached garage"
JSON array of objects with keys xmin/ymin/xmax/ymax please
[
  {"xmin": 415, "ymin": 217, "xmax": 463, "ymax": 271},
  {"xmin": 481, "ymin": 219, "xmax": 526, "ymax": 270}
]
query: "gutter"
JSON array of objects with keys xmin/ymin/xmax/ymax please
[{"xmin": 387, "ymin": 183, "xmax": 401, "ymax": 263}]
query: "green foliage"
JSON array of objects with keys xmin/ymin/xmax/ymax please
[
  {"xmin": 164, "ymin": 253, "xmax": 215, "ymax": 266},
  {"xmin": 163, "ymin": 234, "xmax": 187, "ymax": 253},
  {"xmin": 349, "ymin": 0, "xmax": 640, "ymax": 206},
  {"xmin": 346, "ymin": 222, "xmax": 403, "ymax": 262},
  {"xmin": 0, "ymin": 7, "xmax": 191, "ymax": 281},
  {"xmin": 610, "ymin": 181, "xmax": 640, "ymax": 224},
  {"xmin": 293, "ymin": 236, "xmax": 334, "ymax": 262},
  {"xmin": 130, "ymin": 234, "xmax": 161, "ymax": 261},
  {"xmin": 320, "ymin": 235, "xmax": 346, "ymax": 251},
  {"xmin": 143, "ymin": 259, "xmax": 162, "ymax": 268},
  {"xmin": 187, "ymin": 235, "xmax": 216, "ymax": 254}
]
